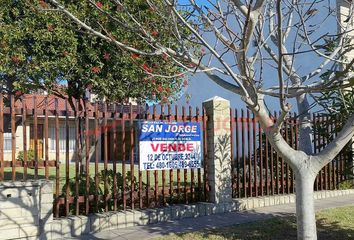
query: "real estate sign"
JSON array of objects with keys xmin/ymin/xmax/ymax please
[{"xmin": 139, "ymin": 121, "xmax": 202, "ymax": 171}]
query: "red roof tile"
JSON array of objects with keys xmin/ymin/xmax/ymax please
[{"xmin": 14, "ymin": 94, "xmax": 145, "ymax": 114}]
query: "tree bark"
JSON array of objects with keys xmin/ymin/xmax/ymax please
[
  {"xmin": 295, "ymin": 169, "xmax": 317, "ymax": 240},
  {"xmin": 296, "ymin": 94, "xmax": 313, "ymax": 155}
]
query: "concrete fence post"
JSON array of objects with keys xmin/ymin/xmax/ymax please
[{"xmin": 203, "ymin": 96, "xmax": 232, "ymax": 204}]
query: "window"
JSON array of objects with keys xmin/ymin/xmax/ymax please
[
  {"xmin": 4, "ymin": 132, "xmax": 12, "ymax": 151},
  {"xmin": 49, "ymin": 126, "xmax": 76, "ymax": 152}
]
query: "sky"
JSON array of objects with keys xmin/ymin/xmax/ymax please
[
  {"xmin": 173, "ymin": 0, "xmax": 339, "ymax": 113},
  {"xmin": 176, "ymin": 73, "xmax": 248, "ymax": 109}
]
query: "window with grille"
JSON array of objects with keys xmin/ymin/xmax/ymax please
[
  {"xmin": 49, "ymin": 126, "xmax": 76, "ymax": 152},
  {"xmin": 4, "ymin": 132, "xmax": 12, "ymax": 151}
]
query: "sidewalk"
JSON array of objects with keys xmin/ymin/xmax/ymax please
[{"xmin": 80, "ymin": 194, "xmax": 354, "ymax": 240}]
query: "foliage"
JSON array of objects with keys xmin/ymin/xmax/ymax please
[
  {"xmin": 38, "ymin": 1, "xmax": 354, "ymax": 237},
  {"xmin": 316, "ymin": 88, "xmax": 354, "ymax": 123},
  {"xmin": 61, "ymin": 169, "xmax": 143, "ymax": 214},
  {"xmin": 99, "ymin": 169, "xmax": 142, "ymax": 194},
  {"xmin": 338, "ymin": 180, "xmax": 354, "ymax": 190},
  {"xmin": 0, "ymin": 0, "xmax": 189, "ymax": 104},
  {"xmin": 0, "ymin": 1, "xmax": 76, "ymax": 94},
  {"xmin": 17, "ymin": 149, "xmax": 35, "ymax": 161},
  {"xmin": 61, "ymin": 171, "xmax": 101, "ymax": 214},
  {"xmin": 316, "ymin": 87, "xmax": 354, "ymax": 182}
]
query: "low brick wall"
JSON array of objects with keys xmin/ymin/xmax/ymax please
[
  {"xmin": 1, "ymin": 180, "xmax": 353, "ymax": 239},
  {"xmin": 234, "ymin": 189, "xmax": 354, "ymax": 210},
  {"xmin": 0, "ymin": 181, "xmax": 354, "ymax": 239},
  {"xmin": 0, "ymin": 181, "xmax": 53, "ymax": 240},
  {"xmin": 48, "ymin": 189, "xmax": 354, "ymax": 239}
]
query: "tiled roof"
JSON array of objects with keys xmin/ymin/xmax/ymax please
[{"xmin": 14, "ymin": 94, "xmax": 145, "ymax": 114}]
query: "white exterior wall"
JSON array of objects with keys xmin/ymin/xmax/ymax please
[
  {"xmin": 337, "ymin": 0, "xmax": 354, "ymax": 61},
  {"xmin": 337, "ymin": 0, "xmax": 354, "ymax": 177},
  {"xmin": 3, "ymin": 124, "xmax": 30, "ymax": 162}
]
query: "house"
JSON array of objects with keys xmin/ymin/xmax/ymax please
[{"xmin": 3, "ymin": 93, "xmax": 145, "ymax": 163}]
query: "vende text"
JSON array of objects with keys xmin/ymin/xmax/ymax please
[{"xmin": 150, "ymin": 143, "xmax": 194, "ymax": 152}]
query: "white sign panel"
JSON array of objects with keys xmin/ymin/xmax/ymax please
[{"xmin": 139, "ymin": 121, "xmax": 202, "ymax": 171}]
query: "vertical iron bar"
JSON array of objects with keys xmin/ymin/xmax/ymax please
[
  {"xmin": 176, "ymin": 105, "xmax": 181, "ymax": 202},
  {"xmin": 196, "ymin": 107, "xmax": 202, "ymax": 201},
  {"xmin": 235, "ymin": 109, "xmax": 241, "ymax": 198},
  {"xmin": 85, "ymin": 100, "xmax": 90, "ymax": 215},
  {"xmin": 22, "ymin": 97, "xmax": 27, "ymax": 180},
  {"xmin": 55, "ymin": 98, "xmax": 60, "ymax": 218},
  {"xmin": 113, "ymin": 106, "xmax": 118, "ymax": 211},
  {"xmin": 161, "ymin": 104, "xmax": 166, "ymax": 206},
  {"xmin": 75, "ymin": 100, "xmax": 80, "ymax": 216},
  {"xmin": 182, "ymin": 106, "xmax": 188, "ymax": 203},
  {"xmin": 122, "ymin": 106, "xmax": 127, "ymax": 210},
  {"xmin": 247, "ymin": 110, "xmax": 252, "ymax": 197},
  {"xmin": 168, "ymin": 105, "xmax": 174, "ymax": 203},
  {"xmin": 65, "ymin": 99, "xmax": 70, "ymax": 216},
  {"xmin": 259, "ymin": 116, "xmax": 263, "ymax": 196},
  {"xmin": 241, "ymin": 109, "xmax": 246, "ymax": 197},
  {"xmin": 11, "ymin": 95, "xmax": 16, "ymax": 181},
  {"xmin": 280, "ymin": 112, "xmax": 285, "ymax": 195},
  {"xmin": 153, "ymin": 105, "xmax": 159, "ymax": 205},
  {"xmin": 94, "ymin": 103, "xmax": 100, "ymax": 211},
  {"xmin": 202, "ymin": 107, "xmax": 209, "ymax": 202},
  {"xmin": 130, "ymin": 103, "xmax": 135, "ymax": 210},
  {"xmin": 189, "ymin": 106, "xmax": 195, "ymax": 202},
  {"xmin": 33, "ymin": 96, "xmax": 38, "ymax": 179},
  {"xmin": 146, "ymin": 107, "xmax": 151, "ymax": 207},
  {"xmin": 137, "ymin": 104, "xmax": 143, "ymax": 209},
  {"xmin": 44, "ymin": 97, "xmax": 49, "ymax": 180},
  {"xmin": 104, "ymin": 102, "xmax": 108, "ymax": 211},
  {"xmin": 265, "ymin": 124, "xmax": 269, "ymax": 196}
]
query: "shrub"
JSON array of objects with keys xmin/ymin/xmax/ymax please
[
  {"xmin": 17, "ymin": 149, "xmax": 35, "ymax": 161},
  {"xmin": 61, "ymin": 169, "xmax": 145, "ymax": 215},
  {"xmin": 338, "ymin": 180, "xmax": 354, "ymax": 190}
]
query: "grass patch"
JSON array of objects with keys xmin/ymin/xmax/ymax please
[{"xmin": 157, "ymin": 206, "xmax": 354, "ymax": 240}]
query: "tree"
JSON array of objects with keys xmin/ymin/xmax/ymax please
[
  {"xmin": 0, "ymin": 0, "xmax": 187, "ymax": 107},
  {"xmin": 1, "ymin": 0, "xmax": 188, "ymax": 174},
  {"xmin": 43, "ymin": 0, "xmax": 354, "ymax": 239}
]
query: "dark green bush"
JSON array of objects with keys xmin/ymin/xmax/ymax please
[
  {"xmin": 17, "ymin": 149, "xmax": 35, "ymax": 161},
  {"xmin": 61, "ymin": 169, "xmax": 144, "ymax": 214}
]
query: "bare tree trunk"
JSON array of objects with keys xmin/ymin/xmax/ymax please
[
  {"xmin": 296, "ymin": 94, "xmax": 313, "ymax": 155},
  {"xmin": 295, "ymin": 168, "xmax": 317, "ymax": 240}
]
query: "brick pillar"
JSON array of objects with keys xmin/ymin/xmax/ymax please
[{"xmin": 203, "ymin": 96, "xmax": 232, "ymax": 204}]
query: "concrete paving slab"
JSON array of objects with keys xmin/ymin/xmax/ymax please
[{"xmin": 72, "ymin": 194, "xmax": 354, "ymax": 240}]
